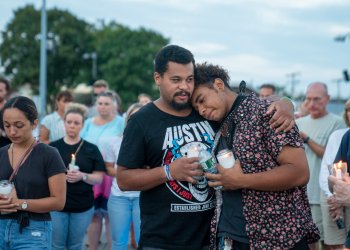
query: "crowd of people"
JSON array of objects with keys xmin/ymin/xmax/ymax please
[{"xmin": 0, "ymin": 44, "xmax": 349, "ymax": 250}]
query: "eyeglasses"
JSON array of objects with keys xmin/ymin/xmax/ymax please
[
  {"xmin": 304, "ymin": 97, "xmax": 323, "ymax": 103},
  {"xmin": 95, "ymin": 91, "xmax": 114, "ymax": 98}
]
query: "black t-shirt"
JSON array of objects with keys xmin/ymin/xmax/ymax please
[
  {"xmin": 217, "ymin": 94, "xmax": 249, "ymax": 243},
  {"xmin": 117, "ymin": 103, "xmax": 216, "ymax": 250},
  {"xmin": 0, "ymin": 143, "xmax": 66, "ymax": 221},
  {"xmin": 218, "ymin": 191, "xmax": 249, "ymax": 243},
  {"xmin": 50, "ymin": 138, "xmax": 106, "ymax": 212},
  {"xmin": 0, "ymin": 136, "xmax": 11, "ymax": 148},
  {"xmin": 335, "ymin": 129, "xmax": 350, "ymax": 169}
]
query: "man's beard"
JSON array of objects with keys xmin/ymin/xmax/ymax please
[
  {"xmin": 170, "ymin": 100, "xmax": 191, "ymax": 111},
  {"xmin": 169, "ymin": 91, "xmax": 191, "ymax": 111}
]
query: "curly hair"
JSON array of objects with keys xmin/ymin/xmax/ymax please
[{"xmin": 194, "ymin": 62, "xmax": 231, "ymax": 89}]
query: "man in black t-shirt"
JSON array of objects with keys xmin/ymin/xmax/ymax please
[{"xmin": 117, "ymin": 45, "xmax": 215, "ymax": 250}]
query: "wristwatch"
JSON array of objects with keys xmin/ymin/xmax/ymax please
[
  {"xmin": 82, "ymin": 174, "xmax": 88, "ymax": 182},
  {"xmin": 304, "ymin": 136, "xmax": 310, "ymax": 144},
  {"xmin": 21, "ymin": 201, "xmax": 28, "ymax": 210}
]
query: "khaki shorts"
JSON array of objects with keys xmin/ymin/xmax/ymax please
[{"xmin": 320, "ymin": 193, "xmax": 350, "ymax": 245}]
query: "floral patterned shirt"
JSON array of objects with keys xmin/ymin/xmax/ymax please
[{"xmin": 219, "ymin": 94, "xmax": 320, "ymax": 249}]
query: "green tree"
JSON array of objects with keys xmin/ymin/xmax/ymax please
[
  {"xmin": 0, "ymin": 5, "xmax": 169, "ymax": 111},
  {"xmin": 93, "ymin": 22, "xmax": 169, "ymax": 110},
  {"xmin": 0, "ymin": 5, "xmax": 94, "ymax": 104}
]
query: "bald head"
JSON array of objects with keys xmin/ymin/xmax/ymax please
[
  {"xmin": 305, "ymin": 82, "xmax": 329, "ymax": 119},
  {"xmin": 306, "ymin": 82, "xmax": 328, "ymax": 96}
]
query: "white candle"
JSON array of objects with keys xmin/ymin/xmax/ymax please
[
  {"xmin": 0, "ymin": 181, "xmax": 13, "ymax": 196},
  {"xmin": 341, "ymin": 162, "xmax": 348, "ymax": 173},
  {"xmin": 187, "ymin": 145, "xmax": 200, "ymax": 158},
  {"xmin": 333, "ymin": 161, "xmax": 343, "ymax": 179},
  {"xmin": 71, "ymin": 154, "xmax": 76, "ymax": 166},
  {"xmin": 217, "ymin": 149, "xmax": 235, "ymax": 169},
  {"xmin": 335, "ymin": 168, "xmax": 342, "ymax": 179},
  {"xmin": 69, "ymin": 164, "xmax": 79, "ymax": 171}
]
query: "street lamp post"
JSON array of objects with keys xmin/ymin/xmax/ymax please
[
  {"xmin": 334, "ymin": 33, "xmax": 350, "ymax": 42},
  {"xmin": 334, "ymin": 32, "xmax": 350, "ymax": 84},
  {"xmin": 39, "ymin": 0, "xmax": 47, "ymax": 119},
  {"xmin": 83, "ymin": 52, "xmax": 98, "ymax": 81}
]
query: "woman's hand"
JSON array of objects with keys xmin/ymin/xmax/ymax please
[
  {"xmin": 66, "ymin": 170, "xmax": 83, "ymax": 183},
  {"xmin": 0, "ymin": 190, "xmax": 19, "ymax": 213}
]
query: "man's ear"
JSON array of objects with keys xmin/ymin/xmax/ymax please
[
  {"xmin": 154, "ymin": 72, "xmax": 161, "ymax": 87},
  {"xmin": 213, "ymin": 78, "xmax": 225, "ymax": 91}
]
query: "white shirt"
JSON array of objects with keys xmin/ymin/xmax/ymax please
[
  {"xmin": 41, "ymin": 111, "xmax": 65, "ymax": 142},
  {"xmin": 296, "ymin": 113, "xmax": 345, "ymax": 204},
  {"xmin": 104, "ymin": 136, "xmax": 140, "ymax": 197},
  {"xmin": 319, "ymin": 128, "xmax": 349, "ymax": 198}
]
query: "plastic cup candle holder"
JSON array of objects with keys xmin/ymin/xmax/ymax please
[
  {"xmin": 216, "ymin": 149, "xmax": 235, "ymax": 169},
  {"xmin": 187, "ymin": 143, "xmax": 201, "ymax": 158},
  {"xmin": 0, "ymin": 180, "xmax": 13, "ymax": 196}
]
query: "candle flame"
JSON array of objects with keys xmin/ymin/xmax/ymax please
[{"xmin": 336, "ymin": 161, "xmax": 342, "ymax": 169}]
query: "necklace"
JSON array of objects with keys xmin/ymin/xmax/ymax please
[{"xmin": 11, "ymin": 139, "xmax": 36, "ymax": 168}]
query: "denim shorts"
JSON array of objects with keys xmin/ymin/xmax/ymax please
[
  {"xmin": 94, "ymin": 195, "xmax": 108, "ymax": 212},
  {"xmin": 0, "ymin": 219, "xmax": 52, "ymax": 250}
]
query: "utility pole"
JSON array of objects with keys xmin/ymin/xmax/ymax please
[
  {"xmin": 286, "ymin": 72, "xmax": 301, "ymax": 98},
  {"xmin": 332, "ymin": 78, "xmax": 343, "ymax": 101}
]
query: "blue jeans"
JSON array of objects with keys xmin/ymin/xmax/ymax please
[
  {"xmin": 51, "ymin": 207, "xmax": 94, "ymax": 250},
  {"xmin": 0, "ymin": 219, "xmax": 52, "ymax": 249},
  {"xmin": 108, "ymin": 195, "xmax": 141, "ymax": 250}
]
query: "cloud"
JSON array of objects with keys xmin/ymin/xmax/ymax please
[
  {"xmin": 182, "ymin": 42, "xmax": 228, "ymax": 55},
  {"xmin": 117, "ymin": 0, "xmax": 350, "ymax": 10},
  {"xmin": 326, "ymin": 24, "xmax": 350, "ymax": 36},
  {"xmin": 261, "ymin": 0, "xmax": 350, "ymax": 9},
  {"xmin": 258, "ymin": 9, "xmax": 295, "ymax": 27},
  {"xmin": 195, "ymin": 52, "xmax": 344, "ymax": 97}
]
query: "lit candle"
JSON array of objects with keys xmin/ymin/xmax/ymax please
[
  {"xmin": 187, "ymin": 144, "xmax": 200, "ymax": 158},
  {"xmin": 70, "ymin": 154, "xmax": 76, "ymax": 166},
  {"xmin": 341, "ymin": 162, "xmax": 348, "ymax": 173},
  {"xmin": 333, "ymin": 161, "xmax": 343, "ymax": 179},
  {"xmin": 217, "ymin": 149, "xmax": 235, "ymax": 169}
]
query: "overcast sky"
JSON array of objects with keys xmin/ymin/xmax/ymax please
[{"xmin": 1, "ymin": 0, "xmax": 350, "ymax": 98}]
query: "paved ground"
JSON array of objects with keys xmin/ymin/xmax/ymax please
[
  {"xmin": 83, "ymin": 242, "xmax": 135, "ymax": 250},
  {"xmin": 83, "ymin": 231, "xmax": 136, "ymax": 250}
]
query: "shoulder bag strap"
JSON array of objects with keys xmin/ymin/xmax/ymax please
[{"xmin": 9, "ymin": 141, "xmax": 39, "ymax": 182}]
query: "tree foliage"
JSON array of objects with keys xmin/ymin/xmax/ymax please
[
  {"xmin": 0, "ymin": 5, "xmax": 94, "ymax": 103},
  {"xmin": 94, "ymin": 22, "xmax": 169, "ymax": 109},
  {"xmin": 0, "ymin": 5, "xmax": 169, "ymax": 110}
]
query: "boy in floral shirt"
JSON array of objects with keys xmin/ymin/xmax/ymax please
[{"xmin": 192, "ymin": 62, "xmax": 320, "ymax": 249}]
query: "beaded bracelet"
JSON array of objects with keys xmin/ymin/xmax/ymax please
[{"xmin": 164, "ymin": 164, "xmax": 174, "ymax": 181}]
